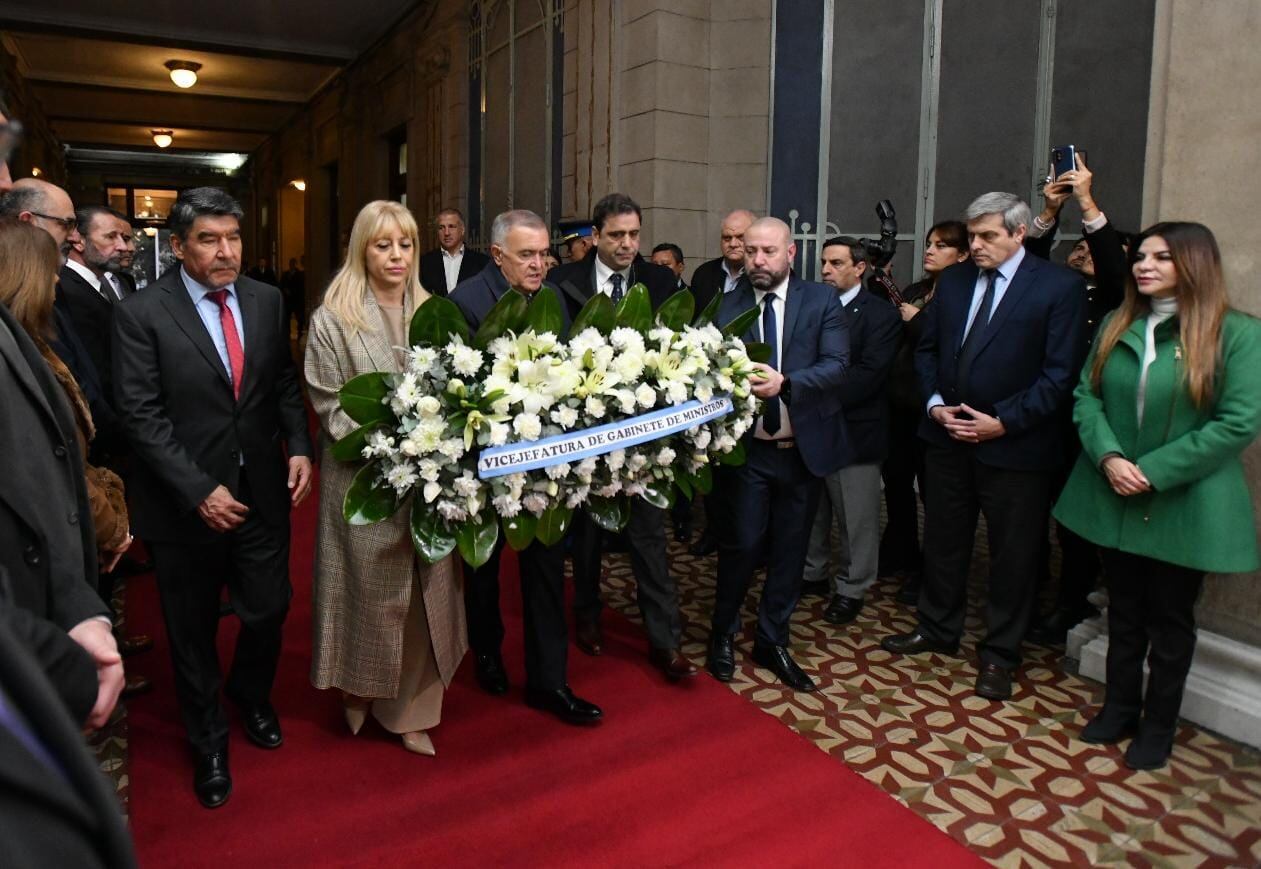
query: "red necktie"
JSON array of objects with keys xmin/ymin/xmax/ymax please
[{"xmin": 207, "ymin": 289, "xmax": 245, "ymax": 399}]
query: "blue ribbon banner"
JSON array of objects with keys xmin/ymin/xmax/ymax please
[{"xmin": 476, "ymin": 395, "xmax": 734, "ymax": 479}]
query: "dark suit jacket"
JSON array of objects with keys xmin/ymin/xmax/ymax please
[
  {"xmin": 450, "ymin": 262, "xmax": 572, "ymax": 334},
  {"xmin": 420, "ymin": 247, "xmax": 491, "ymax": 297},
  {"xmin": 49, "ymin": 307, "xmax": 126, "ymax": 462},
  {"xmin": 55, "ymin": 264, "xmax": 116, "ymax": 407},
  {"xmin": 546, "ymin": 249, "xmax": 679, "ymax": 319},
  {"xmin": 1025, "ymin": 217, "xmax": 1126, "ymax": 349},
  {"xmin": 834, "ymin": 288, "xmax": 903, "ymax": 465},
  {"xmin": 718, "ymin": 275, "xmax": 850, "ymax": 477},
  {"xmin": 914, "ymin": 255, "xmax": 1087, "ymax": 471},
  {"xmin": 0, "ymin": 304, "xmax": 105, "ymax": 631},
  {"xmin": 0, "ymin": 591, "xmax": 135, "ymax": 868},
  {"xmin": 690, "ymin": 256, "xmax": 737, "ymax": 315},
  {"xmin": 112, "ymin": 268, "xmax": 312, "ymax": 543},
  {"xmin": 113, "ymin": 271, "xmax": 137, "ymax": 298}
]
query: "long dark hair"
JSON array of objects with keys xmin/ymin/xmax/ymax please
[
  {"xmin": 1090, "ymin": 221, "xmax": 1227, "ymax": 408},
  {"xmin": 0, "ymin": 216, "xmax": 61, "ymax": 339}
]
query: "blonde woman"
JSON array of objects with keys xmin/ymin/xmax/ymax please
[{"xmin": 305, "ymin": 200, "xmax": 466, "ymax": 755}]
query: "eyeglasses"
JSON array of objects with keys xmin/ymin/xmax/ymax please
[
  {"xmin": 31, "ymin": 212, "xmax": 79, "ymax": 232},
  {"xmin": 0, "ymin": 120, "xmax": 24, "ymax": 163}
]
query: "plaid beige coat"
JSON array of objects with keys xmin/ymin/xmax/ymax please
[{"xmin": 304, "ymin": 292, "xmax": 467, "ymax": 697}]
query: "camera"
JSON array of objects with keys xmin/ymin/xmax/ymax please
[{"xmin": 858, "ymin": 199, "xmax": 898, "ymax": 270}]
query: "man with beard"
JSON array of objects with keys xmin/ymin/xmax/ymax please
[
  {"xmin": 110, "ymin": 214, "xmax": 138, "ymax": 298},
  {"xmin": 706, "ymin": 217, "xmax": 849, "ymax": 692},
  {"xmin": 58, "ymin": 207, "xmax": 130, "ymax": 409}
]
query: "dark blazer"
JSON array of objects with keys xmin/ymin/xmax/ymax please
[
  {"xmin": 49, "ymin": 307, "xmax": 127, "ymax": 461},
  {"xmin": 450, "ymin": 262, "xmax": 572, "ymax": 334},
  {"xmin": 112, "ymin": 271, "xmax": 137, "ymax": 298},
  {"xmin": 1025, "ymin": 217, "xmax": 1126, "ymax": 348},
  {"xmin": 914, "ymin": 255, "xmax": 1087, "ymax": 471},
  {"xmin": 690, "ymin": 256, "xmax": 735, "ymax": 315},
  {"xmin": 834, "ymin": 288, "xmax": 903, "ymax": 464},
  {"xmin": 546, "ymin": 249, "xmax": 679, "ymax": 318},
  {"xmin": 0, "ymin": 304, "xmax": 105, "ymax": 631},
  {"xmin": 718, "ymin": 275, "xmax": 850, "ymax": 477},
  {"xmin": 0, "ymin": 589, "xmax": 136, "ymax": 869},
  {"xmin": 112, "ymin": 268, "xmax": 312, "ymax": 543},
  {"xmin": 55, "ymin": 264, "xmax": 116, "ymax": 407},
  {"xmin": 420, "ymin": 247, "xmax": 491, "ymax": 297}
]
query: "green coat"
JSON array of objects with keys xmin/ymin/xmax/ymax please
[{"xmin": 1054, "ymin": 309, "xmax": 1261, "ymax": 573}]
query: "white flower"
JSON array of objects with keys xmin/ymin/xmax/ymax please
[
  {"xmin": 605, "ymin": 449, "xmax": 626, "ymax": 471},
  {"xmin": 656, "ymin": 446, "xmax": 676, "ymax": 465},
  {"xmin": 422, "ymin": 480, "xmax": 442, "ymax": 503},
  {"xmin": 487, "ymin": 421, "xmax": 511, "ymax": 446},
  {"xmin": 610, "ymin": 327, "xmax": 645, "ymax": 354},
  {"xmin": 453, "ymin": 472, "xmax": 480, "ymax": 497},
  {"xmin": 585, "ymin": 396, "xmax": 607, "ymax": 419},
  {"xmin": 627, "ymin": 453, "xmax": 648, "ymax": 473},
  {"xmin": 437, "ymin": 500, "xmax": 468, "ymax": 522},
  {"xmin": 522, "ymin": 492, "xmax": 549, "ymax": 515},
  {"xmin": 493, "ymin": 493, "xmax": 522, "ymax": 518},
  {"xmin": 409, "ymin": 347, "xmax": 438, "ymax": 371},
  {"xmin": 385, "ymin": 461, "xmax": 418, "ymax": 493},
  {"xmin": 635, "ymin": 383, "xmax": 658, "ymax": 409},
  {"xmin": 399, "ymin": 437, "xmax": 420, "ymax": 457},
  {"xmin": 545, "ymin": 462, "xmax": 571, "ymax": 480},
  {"xmin": 416, "ymin": 395, "xmax": 441, "ymax": 415},
  {"xmin": 513, "ymin": 413, "xmax": 543, "ymax": 440},
  {"xmin": 550, "ymin": 405, "xmax": 579, "ymax": 428},
  {"xmin": 449, "ymin": 344, "xmax": 485, "ymax": 377}
]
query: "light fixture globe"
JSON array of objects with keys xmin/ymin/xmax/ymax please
[
  {"xmin": 165, "ymin": 59, "xmax": 202, "ymax": 89},
  {"xmin": 151, "ymin": 129, "xmax": 174, "ymax": 149}
]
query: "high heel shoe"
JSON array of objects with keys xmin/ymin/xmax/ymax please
[
  {"xmin": 401, "ymin": 731, "xmax": 435, "ymax": 756},
  {"xmin": 342, "ymin": 694, "xmax": 371, "ymax": 736}
]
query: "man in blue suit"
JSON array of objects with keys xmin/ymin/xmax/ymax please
[
  {"xmin": 707, "ymin": 217, "xmax": 849, "ymax": 692},
  {"xmin": 881, "ymin": 192, "xmax": 1087, "ymax": 701}
]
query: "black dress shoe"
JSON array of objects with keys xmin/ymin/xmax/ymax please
[
  {"xmin": 880, "ymin": 630, "xmax": 957, "ymax": 656},
  {"xmin": 524, "ymin": 685, "xmax": 603, "ymax": 725},
  {"xmin": 194, "ymin": 750, "xmax": 232, "ymax": 808},
  {"xmin": 800, "ymin": 579, "xmax": 831, "ymax": 597},
  {"xmin": 1124, "ymin": 724, "xmax": 1175, "ymax": 770},
  {"xmin": 975, "ymin": 664, "xmax": 1013, "ymax": 701},
  {"xmin": 575, "ymin": 617, "xmax": 603, "ymax": 656},
  {"xmin": 649, "ymin": 647, "xmax": 699, "ymax": 680},
  {"xmin": 707, "ymin": 634, "xmax": 735, "ymax": 682},
  {"xmin": 474, "ymin": 652, "xmax": 509, "ymax": 695},
  {"xmin": 1080, "ymin": 705, "xmax": 1140, "ymax": 744},
  {"xmin": 824, "ymin": 595, "xmax": 864, "ymax": 626},
  {"xmin": 241, "ymin": 703, "xmax": 283, "ymax": 749},
  {"xmin": 688, "ymin": 533, "xmax": 717, "ymax": 557},
  {"xmin": 751, "ymin": 643, "xmax": 817, "ymax": 692}
]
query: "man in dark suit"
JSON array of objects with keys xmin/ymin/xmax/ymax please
[
  {"xmin": 690, "ymin": 208, "xmax": 755, "ymax": 315},
  {"xmin": 451, "ymin": 209, "xmax": 602, "ymax": 725},
  {"xmin": 110, "ymin": 213, "xmax": 138, "ymax": 299},
  {"xmin": 802, "ymin": 237, "xmax": 902, "ymax": 625},
  {"xmin": 881, "ymin": 192, "xmax": 1086, "ymax": 701},
  {"xmin": 113, "ymin": 187, "xmax": 313, "ymax": 808},
  {"xmin": 707, "ymin": 217, "xmax": 849, "ymax": 692},
  {"xmin": 547, "ymin": 193, "xmax": 696, "ymax": 681},
  {"xmin": 0, "ymin": 587, "xmax": 136, "ymax": 869},
  {"xmin": 419, "ymin": 208, "xmax": 490, "ymax": 296}
]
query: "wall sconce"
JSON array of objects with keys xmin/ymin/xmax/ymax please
[
  {"xmin": 165, "ymin": 60, "xmax": 202, "ymax": 89},
  {"xmin": 152, "ymin": 130, "xmax": 174, "ymax": 148},
  {"xmin": 290, "ymin": 179, "xmax": 307, "ymax": 191}
]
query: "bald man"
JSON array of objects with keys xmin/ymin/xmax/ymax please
[
  {"xmin": 707, "ymin": 217, "xmax": 850, "ymax": 693},
  {"xmin": 0, "ymin": 178, "xmax": 80, "ymax": 264},
  {"xmin": 690, "ymin": 208, "xmax": 756, "ymax": 313}
]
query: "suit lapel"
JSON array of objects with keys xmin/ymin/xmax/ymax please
[
  {"xmin": 237, "ymin": 282, "xmax": 262, "ymax": 399},
  {"xmin": 0, "ymin": 310, "xmax": 59, "ymax": 424},
  {"xmin": 159, "ymin": 274, "xmax": 232, "ymax": 390},
  {"xmin": 726, "ymin": 280, "xmax": 758, "ymax": 341},
  {"xmin": 358, "ymin": 292, "xmax": 402, "ymax": 372},
  {"xmin": 781, "ymin": 275, "xmax": 803, "ymax": 351}
]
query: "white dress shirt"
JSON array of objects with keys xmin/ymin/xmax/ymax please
[
  {"xmin": 722, "ymin": 260, "xmax": 745, "ymax": 294},
  {"xmin": 64, "ymin": 258, "xmax": 111, "ymax": 301},
  {"xmin": 104, "ymin": 272, "xmax": 125, "ymax": 301},
  {"xmin": 926, "ymin": 245, "xmax": 1026, "ymax": 414},
  {"xmin": 753, "ymin": 275, "xmax": 793, "ymax": 440},
  {"xmin": 593, "ymin": 255, "xmax": 630, "ymax": 297},
  {"xmin": 442, "ymin": 246, "xmax": 465, "ymax": 293},
  {"xmin": 838, "ymin": 284, "xmax": 862, "ymax": 308},
  {"xmin": 181, "ymin": 266, "xmax": 245, "ymax": 382}
]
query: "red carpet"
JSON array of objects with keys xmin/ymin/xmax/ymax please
[{"xmin": 126, "ymin": 479, "xmax": 980, "ymax": 867}]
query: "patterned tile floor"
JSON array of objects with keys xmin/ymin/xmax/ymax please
[
  {"xmin": 596, "ymin": 524, "xmax": 1261, "ymax": 868},
  {"xmin": 99, "ymin": 522, "xmax": 1261, "ymax": 866}
]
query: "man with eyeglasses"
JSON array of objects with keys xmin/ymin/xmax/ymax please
[{"xmin": 0, "ymin": 177, "xmax": 81, "ymax": 265}]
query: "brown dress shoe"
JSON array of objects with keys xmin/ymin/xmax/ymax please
[
  {"xmin": 649, "ymin": 647, "xmax": 699, "ymax": 680},
  {"xmin": 122, "ymin": 673, "xmax": 152, "ymax": 698},
  {"xmin": 975, "ymin": 663, "xmax": 1013, "ymax": 701},
  {"xmin": 575, "ymin": 618, "xmax": 603, "ymax": 656}
]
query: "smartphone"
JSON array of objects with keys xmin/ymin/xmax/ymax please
[{"xmin": 1051, "ymin": 145, "xmax": 1076, "ymax": 179}]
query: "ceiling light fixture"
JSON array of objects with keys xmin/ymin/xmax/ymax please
[
  {"xmin": 30, "ymin": 167, "xmax": 42, "ymax": 177},
  {"xmin": 151, "ymin": 129, "xmax": 174, "ymax": 148},
  {"xmin": 290, "ymin": 179, "xmax": 307, "ymax": 191},
  {"xmin": 165, "ymin": 59, "xmax": 202, "ymax": 89}
]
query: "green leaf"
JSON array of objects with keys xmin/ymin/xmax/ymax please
[
  {"xmin": 745, "ymin": 341, "xmax": 772, "ymax": 363},
  {"xmin": 535, "ymin": 503, "xmax": 573, "ymax": 546},
  {"xmin": 330, "ymin": 422, "xmax": 378, "ymax": 462},
  {"xmin": 655, "ymin": 289, "xmax": 695, "ymax": 331},
  {"xmin": 722, "ymin": 305, "xmax": 761, "ymax": 340},
  {"xmin": 343, "ymin": 462, "xmax": 402, "ymax": 525},
  {"xmin": 525, "ymin": 288, "xmax": 565, "ymax": 335},
  {"xmin": 409, "ymin": 497, "xmax": 458, "ymax": 563},
  {"xmin": 640, "ymin": 481, "xmax": 674, "ymax": 510},
  {"xmin": 473, "ymin": 290, "xmax": 529, "ymax": 349},
  {"xmin": 587, "ymin": 496, "xmax": 629, "ymax": 532},
  {"xmin": 409, "ymin": 295, "xmax": 470, "ymax": 348},
  {"xmin": 692, "ymin": 285, "xmax": 723, "ymax": 326},
  {"xmin": 502, "ymin": 512, "xmax": 537, "ymax": 551},
  {"xmin": 718, "ymin": 439, "xmax": 747, "ymax": 466},
  {"xmin": 614, "ymin": 283, "xmax": 652, "ymax": 333},
  {"xmin": 692, "ymin": 463, "xmax": 713, "ymax": 495},
  {"xmin": 569, "ymin": 291, "xmax": 615, "ymax": 337},
  {"xmin": 455, "ymin": 513, "xmax": 500, "ymax": 568},
  {"xmin": 674, "ymin": 473, "xmax": 693, "ymax": 502},
  {"xmin": 338, "ymin": 372, "xmax": 392, "ymax": 425}
]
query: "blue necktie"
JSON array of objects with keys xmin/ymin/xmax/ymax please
[
  {"xmin": 956, "ymin": 269, "xmax": 999, "ymax": 401},
  {"xmin": 761, "ymin": 291, "xmax": 781, "ymax": 435},
  {"xmin": 610, "ymin": 273, "xmax": 624, "ymax": 304}
]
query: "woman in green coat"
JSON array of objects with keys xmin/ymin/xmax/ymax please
[{"xmin": 1054, "ymin": 221, "xmax": 1261, "ymax": 770}]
